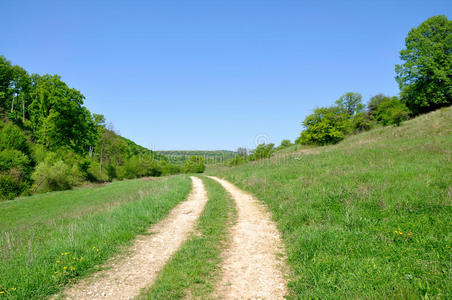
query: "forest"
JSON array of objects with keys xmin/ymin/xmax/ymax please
[{"xmin": 0, "ymin": 59, "xmax": 182, "ymax": 200}]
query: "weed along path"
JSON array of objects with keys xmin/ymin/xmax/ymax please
[
  {"xmin": 208, "ymin": 176, "xmax": 288, "ymax": 299},
  {"xmin": 60, "ymin": 176, "xmax": 208, "ymax": 300}
]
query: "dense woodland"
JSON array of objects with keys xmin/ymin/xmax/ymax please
[
  {"xmin": 228, "ymin": 15, "xmax": 452, "ymax": 166},
  {"xmin": 0, "ymin": 59, "xmax": 183, "ymax": 200}
]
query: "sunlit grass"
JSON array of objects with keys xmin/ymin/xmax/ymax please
[
  {"xmin": 0, "ymin": 175, "xmax": 191, "ymax": 299},
  {"xmin": 208, "ymin": 107, "xmax": 452, "ymax": 298}
]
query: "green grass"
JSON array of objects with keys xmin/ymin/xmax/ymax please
[
  {"xmin": 0, "ymin": 175, "xmax": 191, "ymax": 299},
  {"xmin": 208, "ymin": 107, "xmax": 452, "ymax": 299},
  {"xmin": 142, "ymin": 176, "xmax": 236, "ymax": 299}
]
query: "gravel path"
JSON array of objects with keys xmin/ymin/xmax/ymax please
[
  {"xmin": 59, "ymin": 176, "xmax": 208, "ymax": 300},
  {"xmin": 208, "ymin": 176, "xmax": 288, "ymax": 299}
]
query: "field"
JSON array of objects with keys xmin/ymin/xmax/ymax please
[
  {"xmin": 0, "ymin": 175, "xmax": 191, "ymax": 299},
  {"xmin": 207, "ymin": 107, "xmax": 452, "ymax": 298},
  {"xmin": 1, "ymin": 108, "xmax": 451, "ymax": 299}
]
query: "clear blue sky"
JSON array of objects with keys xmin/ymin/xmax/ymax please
[{"xmin": 1, "ymin": 1, "xmax": 450, "ymax": 150}]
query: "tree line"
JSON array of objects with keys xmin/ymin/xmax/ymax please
[
  {"xmin": 0, "ymin": 59, "xmax": 183, "ymax": 200},
  {"xmin": 228, "ymin": 15, "xmax": 451, "ymax": 165}
]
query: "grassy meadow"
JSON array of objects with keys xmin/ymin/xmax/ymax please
[
  {"xmin": 208, "ymin": 107, "xmax": 452, "ymax": 298},
  {"xmin": 0, "ymin": 175, "xmax": 191, "ymax": 299},
  {"xmin": 142, "ymin": 176, "xmax": 236, "ymax": 299}
]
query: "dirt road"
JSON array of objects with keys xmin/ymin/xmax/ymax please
[{"xmin": 60, "ymin": 176, "xmax": 208, "ymax": 300}]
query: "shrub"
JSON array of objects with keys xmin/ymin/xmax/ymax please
[
  {"xmin": 0, "ymin": 149, "xmax": 32, "ymax": 200},
  {"xmin": 0, "ymin": 174, "xmax": 29, "ymax": 200},
  {"xmin": 0, "ymin": 122, "xmax": 31, "ymax": 156},
  {"xmin": 298, "ymin": 106, "xmax": 350, "ymax": 145},
  {"xmin": 350, "ymin": 112, "xmax": 374, "ymax": 133},
  {"xmin": 159, "ymin": 161, "xmax": 182, "ymax": 176},
  {"xmin": 248, "ymin": 143, "xmax": 275, "ymax": 160},
  {"xmin": 227, "ymin": 155, "xmax": 246, "ymax": 166},
  {"xmin": 183, "ymin": 156, "xmax": 205, "ymax": 173},
  {"xmin": 31, "ymin": 159, "xmax": 83, "ymax": 193},
  {"xmin": 376, "ymin": 99, "xmax": 410, "ymax": 126},
  {"xmin": 277, "ymin": 139, "xmax": 292, "ymax": 150}
]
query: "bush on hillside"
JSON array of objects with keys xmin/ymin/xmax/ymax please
[
  {"xmin": 0, "ymin": 149, "xmax": 32, "ymax": 200},
  {"xmin": 0, "ymin": 122, "xmax": 31, "ymax": 156},
  {"xmin": 248, "ymin": 143, "xmax": 275, "ymax": 160},
  {"xmin": 297, "ymin": 106, "xmax": 350, "ymax": 145},
  {"xmin": 350, "ymin": 111, "xmax": 374, "ymax": 133},
  {"xmin": 277, "ymin": 139, "xmax": 293, "ymax": 150},
  {"xmin": 31, "ymin": 159, "xmax": 83, "ymax": 193},
  {"xmin": 227, "ymin": 155, "xmax": 246, "ymax": 166},
  {"xmin": 376, "ymin": 99, "xmax": 410, "ymax": 126},
  {"xmin": 183, "ymin": 156, "xmax": 205, "ymax": 173}
]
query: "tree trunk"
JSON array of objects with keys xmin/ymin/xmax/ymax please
[
  {"xmin": 11, "ymin": 93, "xmax": 14, "ymax": 112},
  {"xmin": 22, "ymin": 94, "xmax": 25, "ymax": 121},
  {"xmin": 100, "ymin": 144, "xmax": 104, "ymax": 173}
]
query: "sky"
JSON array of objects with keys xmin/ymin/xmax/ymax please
[{"xmin": 1, "ymin": 1, "xmax": 451, "ymax": 150}]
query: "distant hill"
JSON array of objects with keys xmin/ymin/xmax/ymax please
[{"xmin": 158, "ymin": 150, "xmax": 236, "ymax": 165}]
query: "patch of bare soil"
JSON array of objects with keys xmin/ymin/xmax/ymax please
[
  {"xmin": 58, "ymin": 176, "xmax": 208, "ymax": 300},
  {"xmin": 208, "ymin": 176, "xmax": 288, "ymax": 299}
]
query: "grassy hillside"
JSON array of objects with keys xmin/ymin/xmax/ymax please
[
  {"xmin": 208, "ymin": 107, "xmax": 452, "ymax": 298},
  {"xmin": 0, "ymin": 175, "xmax": 191, "ymax": 299},
  {"xmin": 158, "ymin": 150, "xmax": 236, "ymax": 165}
]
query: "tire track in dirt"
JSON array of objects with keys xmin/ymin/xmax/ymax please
[
  {"xmin": 59, "ymin": 176, "xmax": 208, "ymax": 300},
  {"xmin": 208, "ymin": 176, "xmax": 288, "ymax": 299}
]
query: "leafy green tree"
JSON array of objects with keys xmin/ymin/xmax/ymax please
[
  {"xmin": 298, "ymin": 106, "xmax": 350, "ymax": 145},
  {"xmin": 336, "ymin": 92, "xmax": 364, "ymax": 116},
  {"xmin": 395, "ymin": 15, "xmax": 452, "ymax": 115},
  {"xmin": 28, "ymin": 75, "xmax": 96, "ymax": 154},
  {"xmin": 375, "ymin": 99, "xmax": 410, "ymax": 126},
  {"xmin": 350, "ymin": 111, "xmax": 373, "ymax": 133},
  {"xmin": 367, "ymin": 94, "xmax": 391, "ymax": 117},
  {"xmin": 248, "ymin": 143, "xmax": 275, "ymax": 160},
  {"xmin": 183, "ymin": 156, "xmax": 205, "ymax": 173},
  {"xmin": 278, "ymin": 139, "xmax": 292, "ymax": 149}
]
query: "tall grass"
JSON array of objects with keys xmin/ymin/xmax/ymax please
[
  {"xmin": 0, "ymin": 175, "xmax": 191, "ymax": 299},
  {"xmin": 142, "ymin": 176, "xmax": 236, "ymax": 299},
  {"xmin": 208, "ymin": 107, "xmax": 452, "ymax": 298}
]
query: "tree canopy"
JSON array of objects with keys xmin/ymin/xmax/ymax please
[{"xmin": 395, "ymin": 15, "xmax": 452, "ymax": 115}]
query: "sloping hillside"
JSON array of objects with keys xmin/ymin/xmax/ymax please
[{"xmin": 208, "ymin": 107, "xmax": 452, "ymax": 298}]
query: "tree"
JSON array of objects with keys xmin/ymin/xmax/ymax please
[
  {"xmin": 395, "ymin": 15, "xmax": 452, "ymax": 115},
  {"xmin": 248, "ymin": 143, "xmax": 275, "ymax": 160},
  {"xmin": 183, "ymin": 156, "xmax": 205, "ymax": 173},
  {"xmin": 375, "ymin": 98, "xmax": 410, "ymax": 126},
  {"xmin": 298, "ymin": 106, "xmax": 350, "ymax": 145},
  {"xmin": 236, "ymin": 147, "xmax": 248, "ymax": 158},
  {"xmin": 336, "ymin": 92, "xmax": 364, "ymax": 116},
  {"xmin": 278, "ymin": 139, "xmax": 292, "ymax": 149},
  {"xmin": 368, "ymin": 94, "xmax": 390, "ymax": 117}
]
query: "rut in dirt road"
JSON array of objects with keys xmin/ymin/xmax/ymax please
[
  {"xmin": 59, "ymin": 176, "xmax": 208, "ymax": 300},
  {"xmin": 208, "ymin": 176, "xmax": 288, "ymax": 299}
]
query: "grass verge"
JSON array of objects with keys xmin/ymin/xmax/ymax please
[
  {"xmin": 208, "ymin": 107, "xmax": 452, "ymax": 298},
  {"xmin": 0, "ymin": 175, "xmax": 191, "ymax": 299},
  {"xmin": 141, "ymin": 176, "xmax": 236, "ymax": 299}
]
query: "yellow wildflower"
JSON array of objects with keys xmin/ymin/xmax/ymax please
[
  {"xmin": 10, "ymin": 288, "xmax": 15, "ymax": 291},
  {"xmin": 70, "ymin": 266, "xmax": 75, "ymax": 271},
  {"xmin": 63, "ymin": 266, "xmax": 67, "ymax": 270}
]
